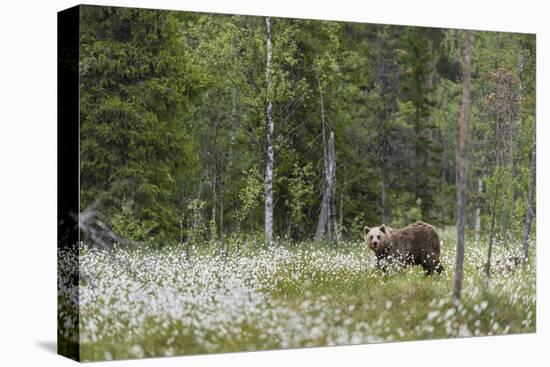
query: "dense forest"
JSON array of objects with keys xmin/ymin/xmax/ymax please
[{"xmin": 78, "ymin": 6, "xmax": 535, "ymax": 251}]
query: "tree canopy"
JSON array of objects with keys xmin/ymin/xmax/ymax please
[{"xmin": 78, "ymin": 5, "xmax": 536, "ymax": 248}]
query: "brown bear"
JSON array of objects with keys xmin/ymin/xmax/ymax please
[{"xmin": 364, "ymin": 221, "xmax": 444, "ymax": 275}]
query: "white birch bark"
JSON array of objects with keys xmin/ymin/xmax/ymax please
[
  {"xmin": 523, "ymin": 132, "xmax": 536, "ymax": 262},
  {"xmin": 264, "ymin": 17, "xmax": 274, "ymax": 244},
  {"xmin": 315, "ymin": 75, "xmax": 329, "ymax": 241}
]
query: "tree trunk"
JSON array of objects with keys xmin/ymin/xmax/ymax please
[
  {"xmin": 501, "ymin": 165, "xmax": 510, "ymax": 247},
  {"xmin": 223, "ymin": 86, "xmax": 238, "ymax": 242},
  {"xmin": 474, "ymin": 178, "xmax": 482, "ymax": 240},
  {"xmin": 330, "ymin": 169, "xmax": 337, "ymax": 242},
  {"xmin": 381, "ymin": 167, "xmax": 389, "ymax": 224},
  {"xmin": 427, "ymin": 37, "xmax": 434, "ymax": 91},
  {"xmin": 486, "ymin": 167, "xmax": 502, "ymax": 277},
  {"xmin": 220, "ymin": 189, "xmax": 226, "ymax": 256},
  {"xmin": 229, "ymin": 87, "xmax": 238, "ymax": 160},
  {"xmin": 523, "ymin": 132, "xmax": 536, "ymax": 262},
  {"xmin": 314, "ymin": 75, "xmax": 336, "ymax": 242},
  {"xmin": 334, "ymin": 167, "xmax": 346, "ymax": 245},
  {"xmin": 179, "ymin": 216, "xmax": 184, "ymax": 246},
  {"xmin": 211, "ymin": 171, "xmax": 217, "ymax": 241},
  {"xmin": 315, "ymin": 129, "xmax": 336, "ymax": 241},
  {"xmin": 315, "ymin": 74, "xmax": 328, "ymax": 241},
  {"xmin": 264, "ymin": 16, "xmax": 275, "ymax": 244},
  {"xmin": 336, "ymin": 180, "xmax": 344, "ymax": 245},
  {"xmin": 211, "ymin": 120, "xmax": 218, "ymax": 241},
  {"xmin": 454, "ymin": 30, "xmax": 473, "ymax": 301}
]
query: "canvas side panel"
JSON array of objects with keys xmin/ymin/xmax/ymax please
[{"xmin": 57, "ymin": 5, "xmax": 80, "ymax": 362}]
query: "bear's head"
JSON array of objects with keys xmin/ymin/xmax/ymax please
[{"xmin": 364, "ymin": 224, "xmax": 391, "ymax": 254}]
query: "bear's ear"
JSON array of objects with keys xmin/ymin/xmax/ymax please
[
  {"xmin": 380, "ymin": 224, "xmax": 386, "ymax": 233},
  {"xmin": 364, "ymin": 226, "xmax": 371, "ymax": 235}
]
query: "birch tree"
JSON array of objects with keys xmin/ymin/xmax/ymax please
[
  {"xmin": 523, "ymin": 132, "xmax": 536, "ymax": 262},
  {"xmin": 315, "ymin": 125, "xmax": 336, "ymax": 241},
  {"xmin": 454, "ymin": 30, "xmax": 473, "ymax": 300},
  {"xmin": 264, "ymin": 16, "xmax": 275, "ymax": 244}
]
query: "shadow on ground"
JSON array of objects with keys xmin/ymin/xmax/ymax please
[{"xmin": 36, "ymin": 340, "xmax": 57, "ymax": 354}]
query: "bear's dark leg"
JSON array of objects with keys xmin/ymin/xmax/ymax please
[
  {"xmin": 376, "ymin": 257, "xmax": 389, "ymax": 274},
  {"xmin": 423, "ymin": 264, "xmax": 434, "ymax": 275},
  {"xmin": 435, "ymin": 261, "xmax": 444, "ymax": 274}
]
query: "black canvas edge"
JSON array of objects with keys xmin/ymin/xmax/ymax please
[{"xmin": 57, "ymin": 4, "xmax": 80, "ymax": 362}]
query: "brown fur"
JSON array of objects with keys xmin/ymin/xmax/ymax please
[{"xmin": 364, "ymin": 221, "xmax": 444, "ymax": 275}]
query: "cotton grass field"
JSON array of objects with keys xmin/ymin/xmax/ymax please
[{"xmin": 58, "ymin": 228, "xmax": 535, "ymax": 361}]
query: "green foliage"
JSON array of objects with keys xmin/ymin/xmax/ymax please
[
  {"xmin": 79, "ymin": 6, "xmax": 202, "ymax": 242},
  {"xmin": 392, "ymin": 198, "xmax": 423, "ymax": 227},
  {"xmin": 78, "ymin": 6, "xmax": 535, "ymax": 246},
  {"xmin": 235, "ymin": 166, "xmax": 264, "ymax": 227},
  {"xmin": 286, "ymin": 162, "xmax": 316, "ymax": 236},
  {"xmin": 348, "ymin": 214, "xmax": 366, "ymax": 241},
  {"xmin": 186, "ymin": 199, "xmax": 207, "ymax": 244},
  {"xmin": 111, "ymin": 199, "xmax": 155, "ymax": 242}
]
